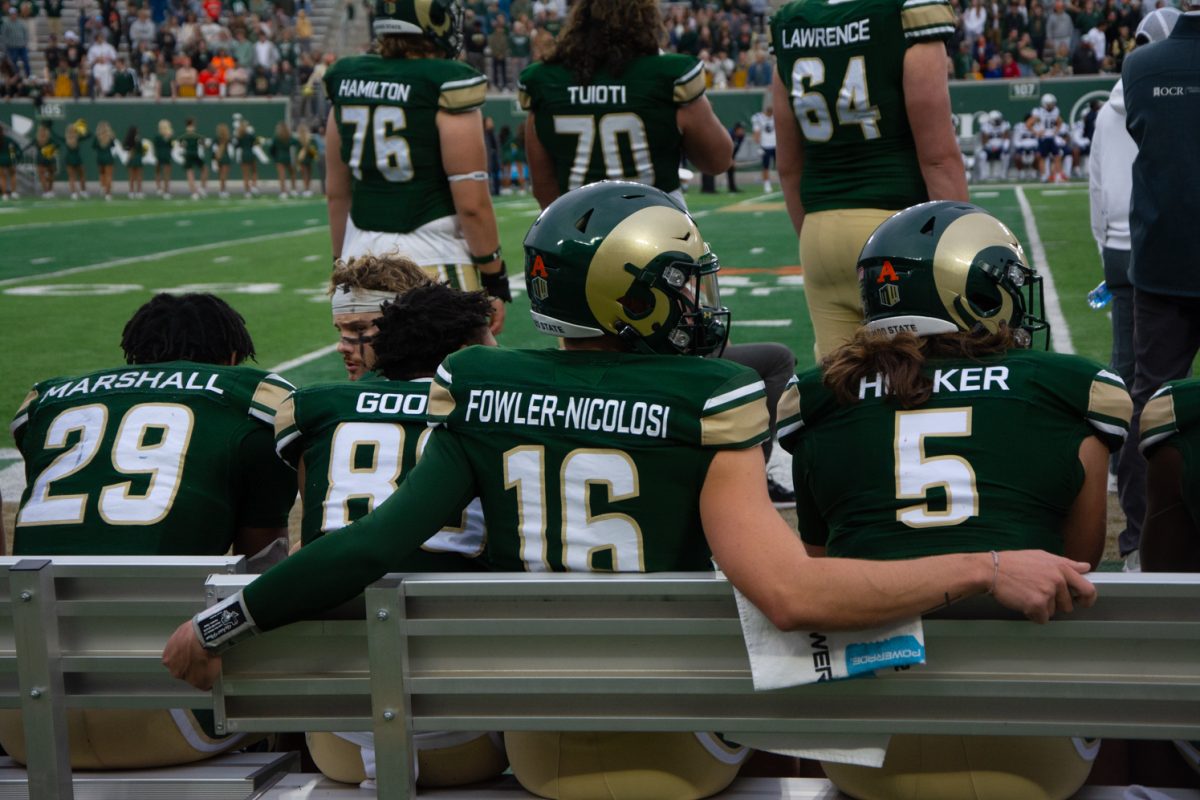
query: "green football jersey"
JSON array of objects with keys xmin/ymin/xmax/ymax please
[
  {"xmin": 770, "ymin": 0, "xmax": 956, "ymax": 212},
  {"xmin": 777, "ymin": 350, "xmax": 1131, "ymax": 559},
  {"xmin": 1140, "ymin": 378, "xmax": 1200, "ymax": 529},
  {"xmin": 11, "ymin": 362, "xmax": 297, "ymax": 556},
  {"xmin": 517, "ymin": 54, "xmax": 706, "ymax": 195},
  {"xmin": 428, "ymin": 347, "xmax": 768, "ymax": 572},
  {"xmin": 324, "ymin": 54, "xmax": 487, "ymax": 234},
  {"xmin": 243, "ymin": 346, "xmax": 769, "ymax": 630},
  {"xmin": 274, "ymin": 377, "xmax": 485, "ymax": 570}
]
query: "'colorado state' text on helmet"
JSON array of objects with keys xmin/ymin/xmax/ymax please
[
  {"xmin": 858, "ymin": 201, "xmax": 1049, "ymax": 348},
  {"xmin": 523, "ymin": 182, "xmax": 730, "ymax": 357},
  {"xmin": 372, "ymin": 0, "xmax": 464, "ymax": 56}
]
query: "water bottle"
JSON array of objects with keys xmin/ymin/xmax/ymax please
[{"xmin": 1087, "ymin": 281, "xmax": 1112, "ymax": 310}]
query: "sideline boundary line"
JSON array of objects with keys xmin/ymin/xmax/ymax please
[
  {"xmin": 1014, "ymin": 186, "xmax": 1074, "ymax": 354},
  {"xmin": 0, "ymin": 227, "xmax": 323, "ymax": 288},
  {"xmin": 270, "ymin": 344, "xmax": 339, "ymax": 374}
]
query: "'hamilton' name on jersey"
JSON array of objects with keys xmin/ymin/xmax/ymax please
[
  {"xmin": 464, "ymin": 389, "xmax": 671, "ymax": 439},
  {"xmin": 859, "ymin": 366, "xmax": 1011, "ymax": 399},
  {"xmin": 567, "ymin": 85, "xmax": 628, "ymax": 104},
  {"xmin": 40, "ymin": 369, "xmax": 226, "ymax": 400},
  {"xmin": 336, "ymin": 79, "xmax": 412, "ymax": 102},
  {"xmin": 778, "ymin": 18, "xmax": 871, "ymax": 49}
]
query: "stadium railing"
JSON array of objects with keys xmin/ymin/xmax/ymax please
[{"xmin": 207, "ymin": 570, "xmax": 1200, "ymax": 799}]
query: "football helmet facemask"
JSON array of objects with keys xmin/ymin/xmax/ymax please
[
  {"xmin": 858, "ymin": 201, "xmax": 1049, "ymax": 348},
  {"xmin": 372, "ymin": 0, "xmax": 464, "ymax": 56},
  {"xmin": 523, "ymin": 181, "xmax": 730, "ymax": 357}
]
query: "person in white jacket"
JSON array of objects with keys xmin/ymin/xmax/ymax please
[{"xmin": 1088, "ymin": 6, "xmax": 1181, "ymax": 393}]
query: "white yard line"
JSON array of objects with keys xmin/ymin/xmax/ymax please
[
  {"xmin": 0, "ymin": 227, "xmax": 323, "ymax": 288},
  {"xmin": 0, "ymin": 448, "xmax": 25, "ymax": 499},
  {"xmin": 269, "ymin": 344, "xmax": 339, "ymax": 373},
  {"xmin": 0, "ymin": 201, "xmax": 273, "ymax": 232},
  {"xmin": 1014, "ymin": 186, "xmax": 1074, "ymax": 354}
]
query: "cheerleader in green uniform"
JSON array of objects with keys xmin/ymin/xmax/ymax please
[
  {"xmin": 153, "ymin": 119, "xmax": 174, "ymax": 199},
  {"xmin": 212, "ymin": 123, "xmax": 233, "ymax": 199},
  {"xmin": 269, "ymin": 121, "xmax": 296, "ymax": 199},
  {"xmin": 93, "ymin": 121, "xmax": 117, "ymax": 201},
  {"xmin": 0, "ymin": 122, "xmax": 18, "ymax": 200},
  {"xmin": 29, "ymin": 124, "xmax": 61, "ymax": 198},
  {"xmin": 64, "ymin": 120, "xmax": 90, "ymax": 200},
  {"xmin": 124, "ymin": 125, "xmax": 146, "ymax": 199},
  {"xmin": 295, "ymin": 123, "xmax": 318, "ymax": 198},
  {"xmin": 236, "ymin": 119, "xmax": 259, "ymax": 197}
]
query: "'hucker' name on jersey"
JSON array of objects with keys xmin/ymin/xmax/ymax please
[
  {"xmin": 336, "ymin": 78, "xmax": 411, "ymax": 102},
  {"xmin": 857, "ymin": 366, "xmax": 1011, "ymax": 399},
  {"xmin": 464, "ymin": 389, "xmax": 670, "ymax": 439}
]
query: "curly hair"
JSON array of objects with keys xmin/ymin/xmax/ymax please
[
  {"xmin": 545, "ymin": 0, "xmax": 663, "ymax": 83},
  {"xmin": 328, "ymin": 253, "xmax": 432, "ymax": 296},
  {"xmin": 121, "ymin": 293, "xmax": 255, "ymax": 366},
  {"xmin": 378, "ymin": 34, "xmax": 442, "ymax": 59},
  {"xmin": 372, "ymin": 284, "xmax": 494, "ymax": 380},
  {"xmin": 822, "ymin": 327, "xmax": 1017, "ymax": 409}
]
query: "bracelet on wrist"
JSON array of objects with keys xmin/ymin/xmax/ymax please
[
  {"xmin": 470, "ymin": 246, "xmax": 502, "ymax": 266},
  {"xmin": 193, "ymin": 592, "xmax": 259, "ymax": 654}
]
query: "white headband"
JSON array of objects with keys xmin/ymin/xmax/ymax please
[{"xmin": 331, "ymin": 285, "xmax": 398, "ymax": 315}]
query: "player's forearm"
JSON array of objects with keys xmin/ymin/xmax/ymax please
[
  {"xmin": 450, "ymin": 180, "xmax": 501, "ymax": 271},
  {"xmin": 904, "ymin": 42, "xmax": 968, "ymax": 202}
]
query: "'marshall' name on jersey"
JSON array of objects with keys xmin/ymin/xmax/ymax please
[
  {"xmin": 40, "ymin": 369, "xmax": 225, "ymax": 400},
  {"xmin": 778, "ymin": 19, "xmax": 871, "ymax": 49},
  {"xmin": 464, "ymin": 389, "xmax": 670, "ymax": 439},
  {"xmin": 337, "ymin": 79, "xmax": 411, "ymax": 102}
]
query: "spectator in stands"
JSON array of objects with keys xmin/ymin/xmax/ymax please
[
  {"xmin": 1115, "ymin": 4, "xmax": 1197, "ymax": 569},
  {"xmin": 225, "ymin": 60, "xmax": 248, "ymax": 95},
  {"xmin": 198, "ymin": 60, "xmax": 223, "ymax": 95},
  {"xmin": 8, "ymin": 292, "xmax": 295, "ymax": 771},
  {"xmin": 507, "ymin": 19, "xmax": 530, "ymax": 81},
  {"xmin": 254, "ymin": 28, "xmax": 278, "ymax": 71},
  {"xmin": 1111, "ymin": 23, "xmax": 1136, "ymax": 68},
  {"xmin": 746, "ymin": 48, "xmax": 771, "ymax": 86},
  {"xmin": 62, "ymin": 30, "xmax": 84, "ymax": 97},
  {"xmin": 4, "ymin": 7, "xmax": 30, "ymax": 77},
  {"xmin": 1028, "ymin": 1, "xmax": 1048, "ymax": 54},
  {"xmin": 1073, "ymin": 39, "xmax": 1101, "ymax": 72},
  {"xmin": 464, "ymin": 17, "xmax": 486, "ymax": 73},
  {"xmin": 1000, "ymin": 49, "xmax": 1022, "ymax": 75},
  {"xmin": 1047, "ymin": 0, "xmax": 1074, "ymax": 53},
  {"xmin": 129, "ymin": 8, "xmax": 156, "ymax": 54},
  {"xmin": 178, "ymin": 10, "xmax": 201, "ymax": 51},
  {"xmin": 953, "ymin": 39, "xmax": 978, "ymax": 77},
  {"xmin": 203, "ymin": 0, "xmax": 221, "ymax": 23},
  {"xmin": 295, "ymin": 9, "xmax": 312, "ymax": 52},
  {"xmin": 1083, "ymin": 15, "xmax": 1109, "ymax": 58},
  {"xmin": 487, "ymin": 14, "xmax": 508, "ymax": 89},
  {"xmin": 138, "ymin": 61, "xmax": 159, "ymax": 97},
  {"xmin": 173, "ymin": 54, "xmax": 197, "ymax": 96},
  {"xmin": 780, "ymin": 200, "xmax": 1123, "ymax": 800},
  {"xmin": 0, "ymin": 55, "xmax": 21, "ymax": 97},
  {"xmin": 111, "ymin": 54, "xmax": 137, "ymax": 95},
  {"xmin": 964, "ymin": 0, "xmax": 989, "ymax": 40},
  {"xmin": 44, "ymin": 0, "xmax": 64, "ymax": 39},
  {"xmin": 155, "ymin": 18, "xmax": 177, "ymax": 62},
  {"xmin": 91, "ymin": 51, "xmax": 115, "ymax": 96}
]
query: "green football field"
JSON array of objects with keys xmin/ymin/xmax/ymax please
[{"xmin": 0, "ymin": 183, "xmax": 1108, "ymax": 457}]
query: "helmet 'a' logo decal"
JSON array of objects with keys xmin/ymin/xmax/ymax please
[
  {"xmin": 876, "ymin": 260, "xmax": 899, "ymax": 283},
  {"xmin": 879, "ymin": 283, "xmax": 900, "ymax": 307},
  {"xmin": 530, "ymin": 254, "xmax": 549, "ymax": 278}
]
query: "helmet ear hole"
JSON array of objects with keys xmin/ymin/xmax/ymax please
[{"xmin": 618, "ymin": 284, "xmax": 656, "ymax": 320}]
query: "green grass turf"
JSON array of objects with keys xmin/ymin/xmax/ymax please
[{"xmin": 0, "ymin": 184, "xmax": 1112, "ymax": 453}]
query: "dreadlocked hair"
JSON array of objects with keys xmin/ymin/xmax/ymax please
[
  {"xmin": 823, "ymin": 326, "xmax": 1016, "ymax": 409},
  {"xmin": 371, "ymin": 283, "xmax": 493, "ymax": 380},
  {"xmin": 121, "ymin": 293, "xmax": 256, "ymax": 365},
  {"xmin": 329, "ymin": 253, "xmax": 432, "ymax": 296},
  {"xmin": 545, "ymin": 0, "xmax": 663, "ymax": 83}
]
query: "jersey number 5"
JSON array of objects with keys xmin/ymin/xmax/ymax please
[
  {"xmin": 19, "ymin": 403, "xmax": 193, "ymax": 527},
  {"xmin": 790, "ymin": 56, "xmax": 881, "ymax": 142},
  {"xmin": 341, "ymin": 105, "xmax": 413, "ymax": 182},
  {"xmin": 894, "ymin": 408, "xmax": 978, "ymax": 528}
]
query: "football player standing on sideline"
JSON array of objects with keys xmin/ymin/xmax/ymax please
[
  {"xmin": 278, "ymin": 264, "xmax": 506, "ymax": 788},
  {"xmin": 751, "ymin": 102, "xmax": 776, "ymax": 193},
  {"xmin": 771, "ymin": 0, "xmax": 968, "ymax": 358},
  {"xmin": 779, "ymin": 202, "xmax": 1129, "ymax": 800},
  {"xmin": 7, "ymin": 292, "xmax": 296, "ymax": 770},
  {"xmin": 165, "ymin": 183, "xmax": 1098, "ymax": 800},
  {"xmin": 324, "ymin": 0, "xmax": 509, "ymax": 333},
  {"xmin": 519, "ymin": 0, "xmax": 797, "ymax": 505}
]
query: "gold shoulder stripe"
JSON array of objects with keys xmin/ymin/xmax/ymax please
[
  {"xmin": 1140, "ymin": 393, "xmax": 1177, "ymax": 439},
  {"xmin": 673, "ymin": 70, "xmax": 706, "ymax": 105},
  {"xmin": 252, "ymin": 380, "xmax": 291, "ymax": 417},
  {"xmin": 776, "ymin": 383, "xmax": 801, "ymax": 426},
  {"xmin": 428, "ymin": 381, "xmax": 456, "ymax": 419},
  {"xmin": 902, "ymin": 3, "xmax": 956, "ymax": 32},
  {"xmin": 701, "ymin": 398, "xmax": 769, "ymax": 447},
  {"xmin": 273, "ymin": 395, "xmax": 298, "ymax": 438},
  {"xmin": 440, "ymin": 81, "xmax": 488, "ymax": 112},
  {"xmin": 15, "ymin": 389, "xmax": 37, "ymax": 417},
  {"xmin": 1088, "ymin": 378, "xmax": 1133, "ymax": 425},
  {"xmin": 517, "ymin": 88, "xmax": 532, "ymax": 111}
]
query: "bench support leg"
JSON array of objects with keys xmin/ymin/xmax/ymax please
[{"xmin": 367, "ymin": 582, "xmax": 416, "ymax": 799}]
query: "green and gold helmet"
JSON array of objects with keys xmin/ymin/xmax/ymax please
[
  {"xmin": 523, "ymin": 182, "xmax": 730, "ymax": 356},
  {"xmin": 372, "ymin": 0, "xmax": 464, "ymax": 56},
  {"xmin": 858, "ymin": 201, "xmax": 1049, "ymax": 348}
]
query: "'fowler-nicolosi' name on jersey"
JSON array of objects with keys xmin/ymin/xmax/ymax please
[
  {"xmin": 465, "ymin": 389, "xmax": 671, "ymax": 438},
  {"xmin": 337, "ymin": 79, "xmax": 412, "ymax": 102},
  {"xmin": 778, "ymin": 18, "xmax": 871, "ymax": 49},
  {"xmin": 40, "ymin": 370, "xmax": 225, "ymax": 399}
]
